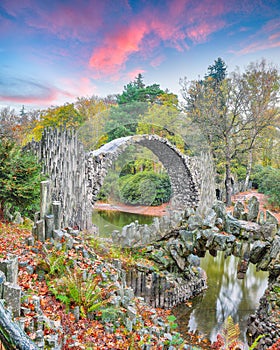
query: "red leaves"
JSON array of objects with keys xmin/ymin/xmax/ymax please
[{"xmin": 268, "ymin": 339, "xmax": 280, "ymax": 350}]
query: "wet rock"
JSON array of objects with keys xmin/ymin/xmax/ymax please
[
  {"xmin": 150, "ymin": 249, "xmax": 171, "ymax": 269},
  {"xmin": 258, "ymin": 210, "xmax": 265, "ymax": 225},
  {"xmin": 187, "ymin": 254, "xmax": 200, "ymax": 267},
  {"xmin": 233, "ymin": 201, "xmax": 245, "ymax": 220},
  {"xmin": 168, "ymin": 239, "xmax": 187, "ymax": 270},
  {"xmin": 266, "ymin": 211, "xmax": 279, "ymax": 226},
  {"xmin": 202, "ymin": 208, "xmax": 217, "ymax": 228},
  {"xmin": 249, "ymin": 241, "xmax": 270, "ymax": 264},
  {"xmin": 187, "ymin": 214, "xmax": 203, "ymax": 231},
  {"xmin": 179, "ymin": 230, "xmax": 194, "ymax": 245},
  {"xmin": 232, "ymin": 241, "xmax": 242, "ymax": 257},
  {"xmin": 270, "ymin": 237, "xmax": 280, "ymax": 259},
  {"xmin": 247, "ymin": 196, "xmax": 259, "ymax": 222},
  {"xmin": 215, "ymin": 217, "xmax": 223, "ymax": 230},
  {"xmin": 212, "ymin": 201, "xmax": 228, "ymax": 229},
  {"xmin": 260, "ymin": 224, "xmax": 278, "ymax": 242},
  {"xmin": 211, "ymin": 233, "xmax": 229, "ymax": 251},
  {"xmin": 227, "ymin": 215, "xmax": 261, "ymax": 238},
  {"xmin": 256, "ymin": 251, "xmax": 271, "ymax": 271}
]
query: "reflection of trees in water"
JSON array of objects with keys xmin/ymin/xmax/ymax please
[
  {"xmin": 175, "ymin": 252, "xmax": 268, "ymax": 343},
  {"xmin": 92, "ymin": 210, "xmax": 153, "ymax": 237}
]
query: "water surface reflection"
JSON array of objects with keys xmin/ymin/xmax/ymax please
[
  {"xmin": 92, "ymin": 209, "xmax": 154, "ymax": 237},
  {"xmin": 174, "ymin": 252, "xmax": 268, "ymax": 344}
]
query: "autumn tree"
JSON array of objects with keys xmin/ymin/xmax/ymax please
[
  {"xmin": 75, "ymin": 95, "xmax": 114, "ymax": 149},
  {"xmin": 180, "ymin": 58, "xmax": 280, "ymax": 205},
  {"xmin": 31, "ymin": 103, "xmax": 84, "ymax": 140},
  {"xmin": 137, "ymin": 93, "xmax": 185, "ymax": 151},
  {"xmin": 235, "ymin": 60, "xmax": 280, "ymax": 189},
  {"xmin": 0, "ymin": 107, "xmax": 20, "ymax": 141}
]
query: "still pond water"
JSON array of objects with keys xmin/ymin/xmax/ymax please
[
  {"xmin": 173, "ymin": 252, "xmax": 267, "ymax": 345},
  {"xmin": 92, "ymin": 210, "xmax": 268, "ymax": 345},
  {"xmin": 92, "ymin": 209, "xmax": 154, "ymax": 237}
]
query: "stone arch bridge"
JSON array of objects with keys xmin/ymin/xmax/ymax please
[
  {"xmin": 26, "ymin": 128, "xmax": 215, "ymax": 231},
  {"xmin": 88, "ymin": 134, "xmax": 201, "ymax": 208}
]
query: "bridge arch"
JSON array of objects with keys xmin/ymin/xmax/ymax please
[{"xmin": 88, "ymin": 134, "xmax": 200, "ymax": 208}]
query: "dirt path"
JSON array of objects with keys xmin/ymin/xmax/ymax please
[
  {"xmin": 95, "ymin": 190, "xmax": 280, "ymax": 223},
  {"xmin": 231, "ymin": 189, "xmax": 280, "ymax": 223},
  {"xmin": 94, "ymin": 201, "xmax": 170, "ymax": 216}
]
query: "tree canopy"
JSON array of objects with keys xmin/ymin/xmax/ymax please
[{"xmin": 180, "ymin": 58, "xmax": 280, "ymax": 205}]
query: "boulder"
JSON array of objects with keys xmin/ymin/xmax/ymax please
[
  {"xmin": 266, "ymin": 211, "xmax": 279, "ymax": 226},
  {"xmin": 227, "ymin": 215, "xmax": 261, "ymax": 239},
  {"xmin": 260, "ymin": 224, "xmax": 278, "ymax": 242},
  {"xmin": 187, "ymin": 254, "xmax": 200, "ymax": 267},
  {"xmin": 233, "ymin": 201, "xmax": 245, "ymax": 220},
  {"xmin": 258, "ymin": 210, "xmax": 265, "ymax": 225},
  {"xmin": 247, "ymin": 196, "xmax": 259, "ymax": 222},
  {"xmin": 270, "ymin": 237, "xmax": 280, "ymax": 259},
  {"xmin": 187, "ymin": 213, "xmax": 203, "ymax": 231},
  {"xmin": 212, "ymin": 201, "xmax": 228, "ymax": 227},
  {"xmin": 202, "ymin": 208, "xmax": 217, "ymax": 228},
  {"xmin": 249, "ymin": 241, "xmax": 270, "ymax": 264},
  {"xmin": 211, "ymin": 233, "xmax": 229, "ymax": 251}
]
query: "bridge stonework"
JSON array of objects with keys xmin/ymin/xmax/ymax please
[
  {"xmin": 26, "ymin": 129, "xmax": 215, "ymax": 231},
  {"xmin": 88, "ymin": 134, "xmax": 205, "ymax": 208}
]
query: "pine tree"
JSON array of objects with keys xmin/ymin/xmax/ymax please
[{"xmin": 0, "ymin": 138, "xmax": 43, "ymax": 218}]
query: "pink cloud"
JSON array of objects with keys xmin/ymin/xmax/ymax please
[
  {"xmin": 186, "ymin": 20, "xmax": 225, "ymax": 44},
  {"xmin": 269, "ymin": 33, "xmax": 280, "ymax": 41},
  {"xmin": 234, "ymin": 18, "xmax": 280, "ymax": 55},
  {"xmin": 236, "ymin": 40, "xmax": 280, "ymax": 55},
  {"xmin": 126, "ymin": 68, "xmax": 146, "ymax": 81},
  {"xmin": 59, "ymin": 76, "xmax": 97, "ymax": 98},
  {"xmin": 0, "ymin": 90, "xmax": 58, "ymax": 105},
  {"xmin": 150, "ymin": 55, "xmax": 165, "ymax": 68},
  {"xmin": 89, "ymin": 21, "xmax": 149, "ymax": 74},
  {"xmin": 88, "ymin": 0, "xmax": 232, "ymax": 77}
]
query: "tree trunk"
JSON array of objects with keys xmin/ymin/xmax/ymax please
[
  {"xmin": 225, "ymin": 159, "xmax": 232, "ymax": 207},
  {"xmin": 243, "ymin": 148, "xmax": 253, "ymax": 191},
  {"xmin": 0, "ymin": 301, "xmax": 38, "ymax": 350}
]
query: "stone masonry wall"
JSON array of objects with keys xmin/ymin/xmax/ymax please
[{"xmin": 88, "ymin": 134, "xmax": 206, "ymax": 209}]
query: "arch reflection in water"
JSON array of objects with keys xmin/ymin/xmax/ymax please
[{"xmin": 175, "ymin": 251, "xmax": 268, "ymax": 344}]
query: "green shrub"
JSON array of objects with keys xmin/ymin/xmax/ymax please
[
  {"xmin": 118, "ymin": 171, "xmax": 171, "ymax": 206},
  {"xmin": 96, "ymin": 171, "xmax": 120, "ymax": 201},
  {"xmin": 251, "ymin": 165, "xmax": 280, "ymax": 208},
  {"xmin": 0, "ymin": 138, "xmax": 43, "ymax": 218}
]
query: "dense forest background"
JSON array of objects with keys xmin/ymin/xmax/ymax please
[{"xmin": 1, "ymin": 58, "xmax": 279, "ymax": 218}]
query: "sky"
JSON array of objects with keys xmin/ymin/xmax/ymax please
[{"xmin": 0, "ymin": 0, "xmax": 280, "ymax": 112}]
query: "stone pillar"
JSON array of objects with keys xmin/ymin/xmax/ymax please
[
  {"xmin": 45, "ymin": 215, "xmax": 54, "ymax": 239},
  {"xmin": 0, "ymin": 271, "xmax": 6, "ymax": 298},
  {"xmin": 36, "ymin": 220, "xmax": 45, "ymax": 242},
  {"xmin": 0, "ymin": 255, "xmax": 18, "ymax": 285},
  {"xmin": 40, "ymin": 180, "xmax": 51, "ymax": 220},
  {"xmin": 3, "ymin": 283, "xmax": 21, "ymax": 317},
  {"xmin": 52, "ymin": 201, "xmax": 61, "ymax": 230}
]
